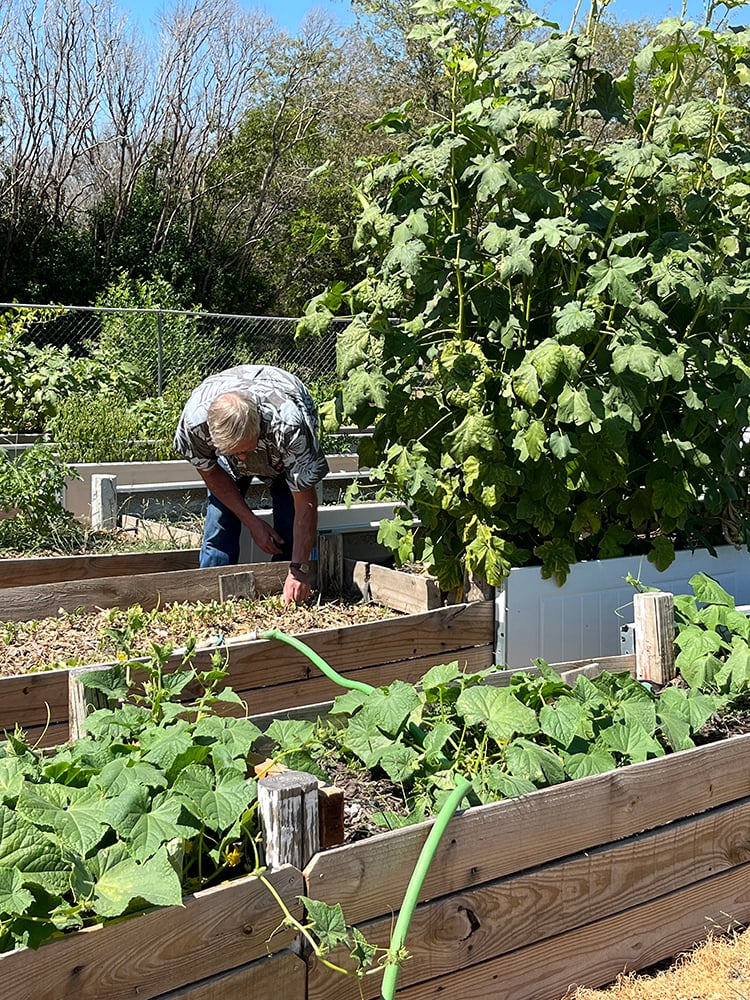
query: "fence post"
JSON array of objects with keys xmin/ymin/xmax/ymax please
[
  {"xmin": 156, "ymin": 310, "xmax": 164, "ymax": 395},
  {"xmin": 633, "ymin": 590, "xmax": 675, "ymax": 685}
]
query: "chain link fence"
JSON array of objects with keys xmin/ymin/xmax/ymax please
[{"xmin": 1, "ymin": 302, "xmax": 341, "ymax": 393}]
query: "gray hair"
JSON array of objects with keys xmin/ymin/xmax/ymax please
[{"xmin": 207, "ymin": 393, "xmax": 260, "ymax": 453}]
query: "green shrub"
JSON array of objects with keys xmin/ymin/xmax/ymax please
[
  {"xmin": 0, "ymin": 308, "xmax": 144, "ymax": 432},
  {"xmin": 47, "ymin": 392, "xmax": 179, "ymax": 464},
  {"xmin": 0, "ymin": 444, "xmax": 85, "ymax": 552},
  {"xmin": 95, "ymin": 272, "xmax": 224, "ymax": 390}
]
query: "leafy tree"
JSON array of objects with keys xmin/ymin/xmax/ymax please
[{"xmin": 301, "ymin": 0, "xmax": 750, "ymax": 590}]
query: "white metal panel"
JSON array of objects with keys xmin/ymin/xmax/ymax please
[{"xmin": 497, "ymin": 545, "xmax": 750, "ymax": 670}]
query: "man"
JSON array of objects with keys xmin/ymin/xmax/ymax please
[{"xmin": 173, "ymin": 365, "xmax": 329, "ymax": 605}]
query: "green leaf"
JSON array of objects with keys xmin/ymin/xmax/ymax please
[
  {"xmin": 299, "ymin": 896, "xmax": 351, "ymax": 951},
  {"xmin": 106, "ymin": 786, "xmax": 196, "ymax": 861},
  {"xmin": 445, "ymin": 412, "xmax": 497, "ymax": 458},
  {"xmin": 539, "ymin": 698, "xmax": 592, "ymax": 749},
  {"xmin": 91, "ymin": 847, "xmax": 183, "ymax": 919},
  {"xmin": 171, "ymin": 765, "xmax": 254, "ymax": 834},
  {"xmin": 362, "ymin": 681, "xmax": 422, "ymax": 736},
  {"xmin": 18, "ymin": 785, "xmax": 107, "ymax": 856},
  {"xmin": 0, "ymin": 868, "xmax": 34, "ymax": 915},
  {"xmin": 556, "ymin": 384, "xmax": 595, "ymax": 426},
  {"xmin": 420, "ymin": 661, "xmax": 463, "ymax": 690},
  {"xmin": 505, "ymin": 739, "xmax": 565, "ymax": 786},
  {"xmin": 690, "ymin": 573, "xmax": 735, "ymax": 608},
  {"xmin": 564, "ymin": 749, "xmax": 616, "ymax": 778},
  {"xmin": 599, "ymin": 717, "xmax": 664, "ymax": 763},
  {"xmin": 0, "ymin": 804, "xmax": 70, "ymax": 896},
  {"xmin": 554, "ymin": 301, "xmax": 596, "ymax": 337},
  {"xmin": 456, "ymin": 687, "xmax": 539, "ymax": 742}
]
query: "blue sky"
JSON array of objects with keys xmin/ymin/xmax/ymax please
[{"xmin": 121, "ymin": 0, "xmax": 711, "ymax": 36}]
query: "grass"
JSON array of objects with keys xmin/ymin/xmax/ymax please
[{"xmin": 564, "ymin": 924, "xmax": 750, "ymax": 1000}]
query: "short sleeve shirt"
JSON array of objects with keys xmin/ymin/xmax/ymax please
[{"xmin": 173, "ymin": 365, "xmax": 330, "ymax": 492}]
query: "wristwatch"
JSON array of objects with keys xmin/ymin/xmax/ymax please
[{"xmin": 289, "ymin": 561, "xmax": 310, "ymax": 574}]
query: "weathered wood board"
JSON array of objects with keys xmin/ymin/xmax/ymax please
[
  {"xmin": 0, "ymin": 866, "xmax": 304, "ymax": 1000},
  {"xmin": 168, "ymin": 952, "xmax": 306, "ymax": 1000},
  {"xmin": 0, "ymin": 548, "xmax": 200, "ymax": 589},
  {"xmin": 0, "ymin": 562, "xmax": 294, "ymax": 620},
  {"xmin": 308, "ymin": 797, "xmax": 750, "ymax": 998}
]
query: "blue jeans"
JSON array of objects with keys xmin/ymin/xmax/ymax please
[{"xmin": 199, "ymin": 474, "xmax": 295, "ymax": 567}]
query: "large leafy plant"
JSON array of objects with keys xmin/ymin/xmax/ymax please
[{"xmin": 301, "ymin": 0, "xmax": 750, "ymax": 589}]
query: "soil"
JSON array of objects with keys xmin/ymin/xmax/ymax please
[{"xmin": 0, "ymin": 597, "xmax": 402, "ymax": 676}]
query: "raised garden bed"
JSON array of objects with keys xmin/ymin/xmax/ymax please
[
  {"xmin": 2, "ymin": 571, "xmax": 749, "ymax": 998},
  {"xmin": 0, "ymin": 559, "xmax": 493, "ymax": 747},
  {"xmin": 1, "ymin": 867, "xmax": 305, "ymax": 1000}
]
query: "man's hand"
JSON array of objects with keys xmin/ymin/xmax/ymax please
[
  {"xmin": 249, "ymin": 519, "xmax": 284, "ymax": 556},
  {"xmin": 284, "ymin": 566, "xmax": 312, "ymax": 605}
]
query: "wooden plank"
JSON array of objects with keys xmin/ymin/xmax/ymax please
[
  {"xmin": 0, "ymin": 670, "xmax": 70, "ymax": 740},
  {"xmin": 303, "ymin": 731, "xmax": 750, "ymax": 926},
  {"xmin": 166, "ymin": 952, "xmax": 305, "ymax": 999},
  {"xmin": 121, "ymin": 514, "xmax": 203, "ymax": 547},
  {"xmin": 258, "ymin": 770, "xmax": 320, "ymax": 869},
  {"xmin": 0, "ymin": 562, "xmax": 293, "ymax": 620},
  {"xmin": 391, "ymin": 862, "xmax": 750, "ymax": 1000},
  {"xmin": 239, "ymin": 646, "xmax": 495, "ymax": 717},
  {"xmin": 634, "ymin": 590, "xmax": 676, "ymax": 683},
  {"xmin": 307, "ymin": 796, "xmax": 750, "ymax": 999},
  {"xmin": 182, "ymin": 603, "xmax": 495, "ymax": 687},
  {"xmin": 0, "ymin": 549, "xmax": 200, "ymax": 588},
  {"xmin": 218, "ymin": 571, "xmax": 256, "ymax": 602},
  {"xmin": 368, "ymin": 564, "xmax": 442, "ymax": 614},
  {"xmin": 0, "ymin": 866, "xmax": 304, "ymax": 1000}
]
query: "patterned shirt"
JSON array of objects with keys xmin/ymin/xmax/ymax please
[{"xmin": 173, "ymin": 365, "xmax": 329, "ymax": 491}]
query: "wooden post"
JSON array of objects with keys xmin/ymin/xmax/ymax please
[
  {"xmin": 68, "ymin": 664, "xmax": 119, "ymax": 742},
  {"xmin": 218, "ymin": 571, "xmax": 256, "ymax": 602},
  {"xmin": 317, "ymin": 533, "xmax": 344, "ymax": 597},
  {"xmin": 91, "ymin": 474, "xmax": 118, "ymax": 529},
  {"xmin": 633, "ymin": 591, "xmax": 676, "ymax": 685},
  {"xmin": 257, "ymin": 769, "xmax": 321, "ymax": 870}
]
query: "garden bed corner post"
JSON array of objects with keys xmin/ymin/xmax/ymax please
[{"xmin": 633, "ymin": 590, "xmax": 676, "ymax": 685}]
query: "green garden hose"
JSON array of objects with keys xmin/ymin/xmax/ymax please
[
  {"xmin": 260, "ymin": 628, "xmax": 376, "ymax": 695},
  {"xmin": 380, "ymin": 774, "xmax": 472, "ymax": 999},
  {"xmin": 262, "ymin": 628, "xmax": 472, "ymax": 998}
]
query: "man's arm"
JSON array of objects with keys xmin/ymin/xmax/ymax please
[
  {"xmin": 284, "ymin": 486, "xmax": 319, "ymax": 605},
  {"xmin": 198, "ymin": 466, "xmax": 284, "ymax": 556}
]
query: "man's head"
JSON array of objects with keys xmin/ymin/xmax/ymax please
[{"xmin": 207, "ymin": 392, "xmax": 260, "ymax": 458}]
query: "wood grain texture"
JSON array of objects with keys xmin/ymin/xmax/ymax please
[
  {"xmin": 166, "ymin": 952, "xmax": 305, "ymax": 999},
  {"xmin": 0, "ymin": 549, "xmax": 199, "ymax": 588},
  {"xmin": 0, "ymin": 670, "xmax": 70, "ymax": 743},
  {"xmin": 0, "ymin": 866, "xmax": 304, "ymax": 1000},
  {"xmin": 308, "ymin": 796, "xmax": 750, "ymax": 999},
  {"xmin": 304, "ymin": 732, "xmax": 750, "ymax": 926},
  {"xmin": 390, "ymin": 863, "xmax": 750, "ymax": 1000},
  {"xmin": 368, "ymin": 564, "xmax": 443, "ymax": 614},
  {"xmin": 0, "ymin": 563, "xmax": 292, "ymax": 620}
]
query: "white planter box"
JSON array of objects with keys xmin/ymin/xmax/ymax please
[{"xmin": 497, "ymin": 545, "xmax": 750, "ymax": 669}]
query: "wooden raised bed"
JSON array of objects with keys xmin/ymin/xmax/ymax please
[
  {"xmin": 1, "ymin": 865, "xmax": 305, "ymax": 1000},
  {"xmin": 304, "ymin": 732, "xmax": 750, "ymax": 1000},
  {"xmin": 0, "ymin": 561, "xmax": 495, "ymax": 748},
  {"xmin": 2, "ymin": 579, "xmax": 748, "ymax": 998}
]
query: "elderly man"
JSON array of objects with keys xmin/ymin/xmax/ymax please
[{"xmin": 173, "ymin": 365, "xmax": 329, "ymax": 605}]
